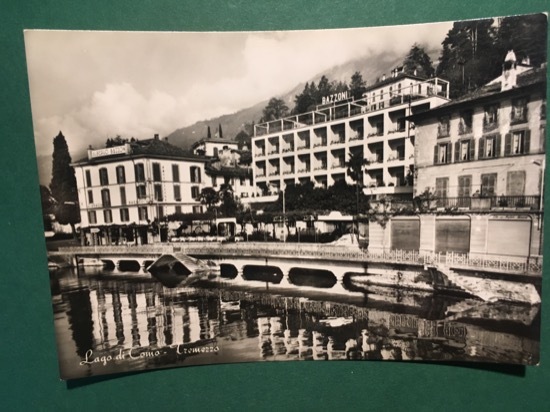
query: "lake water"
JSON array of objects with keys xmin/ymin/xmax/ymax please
[{"xmin": 50, "ymin": 266, "xmax": 540, "ymax": 379}]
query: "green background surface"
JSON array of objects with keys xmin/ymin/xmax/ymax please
[{"xmin": 1, "ymin": 1, "xmax": 549, "ymax": 410}]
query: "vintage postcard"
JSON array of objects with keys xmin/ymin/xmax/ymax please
[{"xmin": 25, "ymin": 13, "xmax": 547, "ymax": 379}]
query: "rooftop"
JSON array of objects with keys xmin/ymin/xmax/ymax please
[
  {"xmin": 409, "ymin": 67, "xmax": 547, "ymax": 121},
  {"xmin": 73, "ymin": 138, "xmax": 206, "ymax": 165}
]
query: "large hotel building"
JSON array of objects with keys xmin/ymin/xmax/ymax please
[{"xmin": 251, "ymin": 72, "xmax": 450, "ymax": 199}]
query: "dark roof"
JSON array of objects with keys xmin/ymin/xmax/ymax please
[
  {"xmin": 364, "ymin": 73, "xmax": 427, "ymax": 93},
  {"xmin": 205, "ymin": 160, "xmax": 251, "ymax": 178},
  {"xmin": 72, "ymin": 138, "xmax": 206, "ymax": 166},
  {"xmin": 409, "ymin": 67, "xmax": 547, "ymax": 122}
]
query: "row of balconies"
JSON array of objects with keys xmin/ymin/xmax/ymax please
[{"xmin": 255, "ymin": 127, "xmax": 406, "ymax": 154}]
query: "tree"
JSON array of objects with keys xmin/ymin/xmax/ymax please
[
  {"xmin": 403, "ymin": 43, "xmax": 435, "ymax": 78},
  {"xmin": 346, "ymin": 151, "xmax": 370, "ymax": 226},
  {"xmin": 105, "ymin": 135, "xmax": 128, "ymax": 147},
  {"xmin": 207, "ymin": 126, "xmax": 212, "ymax": 139},
  {"xmin": 349, "ymin": 71, "xmax": 367, "ymax": 100},
  {"xmin": 50, "ymin": 131, "xmax": 80, "ymax": 237},
  {"xmin": 218, "ymin": 184, "xmax": 242, "ymax": 217},
  {"xmin": 198, "ymin": 187, "xmax": 219, "ymax": 211},
  {"xmin": 40, "ymin": 185, "xmax": 55, "ymax": 215},
  {"xmin": 218, "ymin": 123, "xmax": 223, "ymax": 139},
  {"xmin": 292, "ymin": 82, "xmax": 317, "ymax": 115},
  {"xmin": 436, "ymin": 19, "xmax": 499, "ymax": 98},
  {"xmin": 261, "ymin": 97, "xmax": 289, "ymax": 122},
  {"xmin": 497, "ymin": 14, "xmax": 547, "ymax": 68},
  {"xmin": 234, "ymin": 130, "xmax": 251, "ymax": 150}
]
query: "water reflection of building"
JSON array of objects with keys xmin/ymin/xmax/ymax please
[{"xmin": 60, "ymin": 278, "xmax": 539, "ymax": 365}]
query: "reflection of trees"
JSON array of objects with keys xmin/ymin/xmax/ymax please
[{"xmin": 65, "ymin": 288, "xmax": 94, "ymax": 358}]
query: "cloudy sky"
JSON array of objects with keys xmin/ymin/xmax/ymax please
[{"xmin": 25, "ymin": 21, "xmax": 453, "ymax": 180}]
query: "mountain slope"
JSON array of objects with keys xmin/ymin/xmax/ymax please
[{"xmin": 165, "ymin": 49, "xmax": 417, "ymax": 148}]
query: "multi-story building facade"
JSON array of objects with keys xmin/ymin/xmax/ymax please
[
  {"xmin": 370, "ymin": 57, "xmax": 546, "ymax": 258},
  {"xmin": 73, "ymin": 136, "xmax": 209, "ymax": 245},
  {"xmin": 252, "ymin": 73, "xmax": 450, "ymax": 199}
]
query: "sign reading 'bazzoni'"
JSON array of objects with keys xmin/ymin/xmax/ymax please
[{"xmin": 321, "ymin": 91, "xmax": 349, "ymax": 105}]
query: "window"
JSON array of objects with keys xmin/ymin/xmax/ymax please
[
  {"xmin": 88, "ymin": 211, "xmax": 97, "ymax": 225},
  {"xmin": 193, "ymin": 205, "xmax": 203, "ymax": 214},
  {"xmin": 434, "ymin": 142, "xmax": 452, "ymax": 165},
  {"xmin": 158, "ymin": 207, "xmax": 164, "ymax": 220},
  {"xmin": 172, "ymin": 164, "xmax": 180, "ymax": 182},
  {"xmin": 483, "ymin": 104, "xmax": 499, "ymax": 131},
  {"xmin": 541, "ymin": 99, "xmax": 546, "ymax": 120},
  {"xmin": 138, "ymin": 207, "xmax": 148, "ymax": 221},
  {"xmin": 213, "ymin": 148, "xmax": 219, "ymax": 157},
  {"xmin": 459, "ymin": 110, "xmax": 473, "ymax": 135},
  {"xmin": 154, "ymin": 184, "xmax": 163, "ymax": 201},
  {"xmin": 116, "ymin": 166, "xmax": 126, "ymax": 184},
  {"xmin": 120, "ymin": 208, "xmax": 130, "ymax": 222},
  {"xmin": 457, "ymin": 175, "xmax": 472, "ymax": 206},
  {"xmin": 478, "ymin": 134, "xmax": 500, "ymax": 159},
  {"xmin": 101, "ymin": 189, "xmax": 111, "ymax": 207},
  {"xmin": 120, "ymin": 187, "xmax": 126, "ymax": 205},
  {"xmin": 174, "ymin": 185, "xmax": 181, "ymax": 201},
  {"xmin": 99, "ymin": 168, "xmax": 109, "ymax": 186},
  {"xmin": 103, "ymin": 210, "xmax": 113, "ymax": 224},
  {"xmin": 454, "ymin": 139, "xmax": 475, "ymax": 162},
  {"xmin": 511, "ymin": 97, "xmax": 528, "ymax": 124},
  {"xmin": 136, "ymin": 184, "xmax": 147, "ymax": 199},
  {"xmin": 134, "ymin": 163, "xmax": 145, "ymax": 182},
  {"xmin": 506, "ymin": 171, "xmax": 526, "ymax": 196},
  {"xmin": 87, "ymin": 190, "xmax": 94, "ymax": 204},
  {"xmin": 175, "ymin": 206, "xmax": 182, "ymax": 215},
  {"xmin": 191, "ymin": 186, "xmax": 200, "ymax": 199},
  {"xmin": 152, "ymin": 163, "xmax": 162, "ymax": 182},
  {"xmin": 212, "ymin": 176, "xmax": 217, "ymax": 187},
  {"xmin": 505, "ymin": 130, "xmax": 531, "ymax": 156},
  {"xmin": 437, "ymin": 116, "xmax": 450, "ymax": 137},
  {"xmin": 190, "ymin": 166, "xmax": 201, "ymax": 183},
  {"xmin": 435, "ymin": 177, "xmax": 449, "ymax": 203},
  {"xmin": 481, "ymin": 173, "xmax": 497, "ymax": 197},
  {"xmin": 85, "ymin": 170, "xmax": 92, "ymax": 187}
]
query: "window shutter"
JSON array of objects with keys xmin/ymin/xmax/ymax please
[
  {"xmin": 446, "ymin": 143, "xmax": 452, "ymax": 164},
  {"xmin": 524, "ymin": 129, "xmax": 531, "ymax": 154},
  {"xmin": 478, "ymin": 137, "xmax": 485, "ymax": 159},
  {"xmin": 469, "ymin": 138, "xmax": 475, "ymax": 160},
  {"xmin": 454, "ymin": 141, "xmax": 460, "ymax": 162},
  {"xmin": 433, "ymin": 145, "xmax": 438, "ymax": 165},
  {"xmin": 495, "ymin": 134, "xmax": 501, "ymax": 158},
  {"xmin": 504, "ymin": 133, "xmax": 512, "ymax": 156}
]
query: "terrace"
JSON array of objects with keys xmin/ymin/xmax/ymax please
[{"xmin": 254, "ymin": 77, "xmax": 450, "ymax": 137}]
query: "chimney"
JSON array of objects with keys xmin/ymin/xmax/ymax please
[
  {"xmin": 501, "ymin": 50, "xmax": 517, "ymax": 91},
  {"xmin": 154, "ymin": 133, "xmax": 159, "ymax": 140}
]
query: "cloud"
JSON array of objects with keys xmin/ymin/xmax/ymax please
[
  {"xmin": 29, "ymin": 21, "xmax": 454, "ymax": 167},
  {"xmin": 34, "ymin": 82, "xmax": 192, "ymax": 157}
]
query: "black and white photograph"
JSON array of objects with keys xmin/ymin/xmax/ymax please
[{"xmin": 25, "ymin": 13, "xmax": 547, "ymax": 380}]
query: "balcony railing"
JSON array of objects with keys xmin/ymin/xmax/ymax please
[
  {"xmin": 423, "ymin": 195, "xmax": 541, "ymax": 211},
  {"xmin": 254, "ymin": 77, "xmax": 450, "ymax": 137}
]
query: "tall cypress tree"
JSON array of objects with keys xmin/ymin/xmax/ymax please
[
  {"xmin": 50, "ymin": 131, "xmax": 80, "ymax": 236},
  {"xmin": 207, "ymin": 126, "xmax": 212, "ymax": 139},
  {"xmin": 218, "ymin": 123, "xmax": 223, "ymax": 138}
]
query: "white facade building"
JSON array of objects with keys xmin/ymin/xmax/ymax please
[
  {"xmin": 252, "ymin": 74, "xmax": 450, "ymax": 199},
  {"xmin": 73, "ymin": 137, "xmax": 208, "ymax": 244}
]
